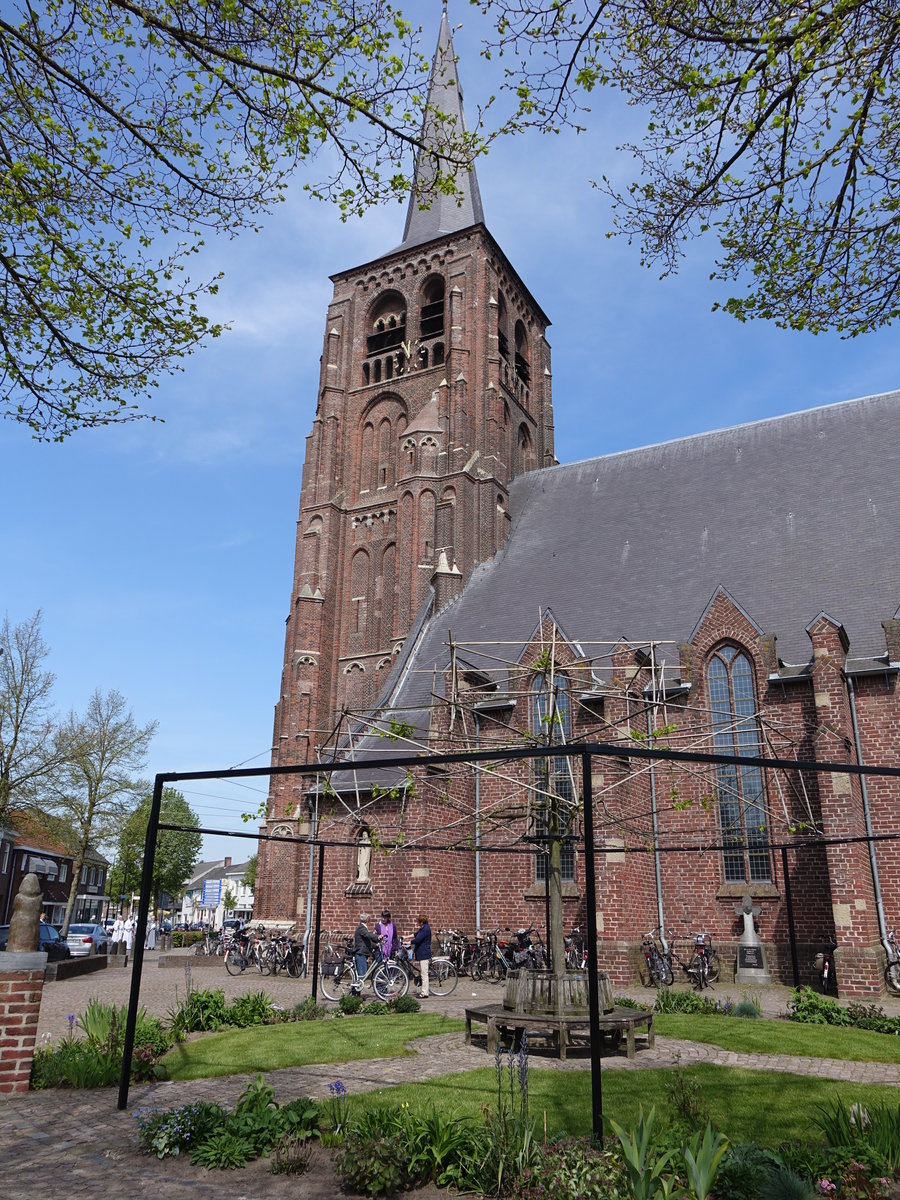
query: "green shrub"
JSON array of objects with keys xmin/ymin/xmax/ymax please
[
  {"xmin": 338, "ymin": 992, "xmax": 364, "ymax": 1015},
  {"xmin": 226, "ymin": 990, "xmax": 275, "ymax": 1028},
  {"xmin": 715, "ymin": 1142, "xmax": 784, "ymax": 1200},
  {"xmin": 613, "ymin": 995, "xmax": 650, "ymax": 1011},
  {"xmin": 734, "ymin": 998, "xmax": 762, "ymax": 1019},
  {"xmin": 788, "ymin": 987, "xmax": 852, "ymax": 1027},
  {"xmin": 334, "ymin": 1130, "xmax": 410, "ymax": 1197},
  {"xmin": 363, "ymin": 1001, "xmax": 391, "ymax": 1016},
  {"xmin": 391, "ymin": 993, "xmax": 420, "ymax": 1014},
  {"xmin": 270, "ymin": 1131, "xmax": 314, "ymax": 1176},
  {"xmin": 757, "ymin": 1164, "xmax": 817, "ymax": 1200},
  {"xmin": 136, "ymin": 1101, "xmax": 225, "ymax": 1158},
  {"xmin": 189, "ymin": 1130, "xmax": 256, "ymax": 1169},
  {"xmin": 653, "ymin": 989, "xmax": 730, "ymax": 1016},
  {"xmin": 30, "ymin": 1037, "xmax": 120, "ymax": 1088},
  {"xmin": 167, "ymin": 987, "xmax": 228, "ymax": 1034},
  {"xmin": 510, "ymin": 1136, "xmax": 625, "ymax": 1199},
  {"xmin": 293, "ymin": 996, "xmax": 327, "ymax": 1021}
]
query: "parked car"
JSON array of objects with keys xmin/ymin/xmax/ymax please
[
  {"xmin": 159, "ymin": 919, "xmax": 172, "ymax": 933},
  {"xmin": 0, "ymin": 922, "xmax": 71, "ymax": 961},
  {"xmin": 222, "ymin": 918, "xmax": 246, "ymax": 935},
  {"xmin": 66, "ymin": 922, "xmax": 110, "ymax": 957}
]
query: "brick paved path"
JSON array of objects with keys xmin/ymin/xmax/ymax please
[{"xmin": 3, "ymin": 953, "xmax": 900, "ymax": 1200}]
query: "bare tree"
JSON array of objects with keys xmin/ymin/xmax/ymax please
[
  {"xmin": 0, "ymin": 610, "xmax": 61, "ymax": 824},
  {"xmin": 46, "ymin": 689, "xmax": 157, "ymax": 934}
]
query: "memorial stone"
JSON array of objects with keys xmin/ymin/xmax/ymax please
[{"xmin": 734, "ymin": 892, "xmax": 771, "ymax": 985}]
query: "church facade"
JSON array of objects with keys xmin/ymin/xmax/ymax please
[{"xmin": 254, "ymin": 13, "xmax": 900, "ymax": 997}]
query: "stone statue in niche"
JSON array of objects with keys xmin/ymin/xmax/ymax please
[
  {"xmin": 7, "ymin": 872, "xmax": 42, "ymax": 952},
  {"xmin": 356, "ymin": 829, "xmax": 372, "ymax": 885}
]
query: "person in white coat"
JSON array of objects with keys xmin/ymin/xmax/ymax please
[
  {"xmin": 145, "ymin": 918, "xmax": 157, "ymax": 950},
  {"xmin": 123, "ymin": 914, "xmax": 135, "ymax": 954},
  {"xmin": 111, "ymin": 915, "xmax": 125, "ymax": 954}
]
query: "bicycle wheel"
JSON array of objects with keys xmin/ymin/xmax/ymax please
[
  {"xmin": 429, "ymin": 958, "xmax": 459, "ymax": 996},
  {"xmin": 706, "ymin": 951, "xmax": 720, "ymax": 984},
  {"xmin": 491, "ymin": 954, "xmax": 508, "ymax": 982},
  {"xmin": 885, "ymin": 961, "xmax": 900, "ymax": 994},
  {"xmin": 224, "ymin": 947, "xmax": 246, "ymax": 975},
  {"xmin": 193, "ymin": 940, "xmax": 208, "ymax": 956},
  {"xmin": 288, "ymin": 947, "xmax": 304, "ymax": 978},
  {"xmin": 373, "ymin": 962, "xmax": 409, "ymax": 1001},
  {"xmin": 255, "ymin": 946, "xmax": 273, "ymax": 976},
  {"xmin": 659, "ymin": 953, "xmax": 674, "ymax": 986},
  {"xmin": 470, "ymin": 950, "xmax": 489, "ymax": 981},
  {"xmin": 686, "ymin": 952, "xmax": 703, "ymax": 990},
  {"xmin": 321, "ymin": 962, "xmax": 354, "ymax": 1001}
]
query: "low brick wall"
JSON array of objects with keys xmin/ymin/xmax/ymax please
[
  {"xmin": 44, "ymin": 955, "xmax": 108, "ymax": 983},
  {"xmin": 0, "ymin": 950, "xmax": 47, "ymax": 1094}
]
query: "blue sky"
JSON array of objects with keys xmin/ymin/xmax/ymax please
[{"xmin": 4, "ymin": 8, "xmax": 899, "ymax": 865}]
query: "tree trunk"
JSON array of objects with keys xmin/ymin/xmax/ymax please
[{"xmin": 549, "ymin": 800, "xmax": 565, "ymax": 977}]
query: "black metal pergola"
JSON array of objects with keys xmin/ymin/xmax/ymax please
[{"xmin": 117, "ymin": 738, "xmax": 900, "ymax": 1140}]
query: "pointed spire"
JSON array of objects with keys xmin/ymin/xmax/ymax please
[{"xmin": 397, "ymin": 7, "xmax": 485, "ymax": 251}]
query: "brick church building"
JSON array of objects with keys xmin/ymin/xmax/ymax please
[{"xmin": 254, "ymin": 11, "xmax": 900, "ymax": 996}]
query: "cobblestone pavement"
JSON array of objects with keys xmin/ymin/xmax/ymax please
[{"xmin": 3, "ymin": 953, "xmax": 900, "ymax": 1200}]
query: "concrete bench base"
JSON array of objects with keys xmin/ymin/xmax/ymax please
[{"xmin": 464, "ymin": 1003, "xmax": 654, "ymax": 1061}]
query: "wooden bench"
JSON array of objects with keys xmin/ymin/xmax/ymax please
[{"xmin": 464, "ymin": 1002, "xmax": 654, "ymax": 1061}]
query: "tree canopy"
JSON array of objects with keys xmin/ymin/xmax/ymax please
[
  {"xmin": 110, "ymin": 786, "xmax": 202, "ymax": 912},
  {"xmin": 0, "ymin": 0, "xmax": 478, "ymax": 439},
  {"xmin": 475, "ymin": 0, "xmax": 900, "ymax": 335}
]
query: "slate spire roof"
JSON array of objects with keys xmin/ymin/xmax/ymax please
[{"xmin": 397, "ymin": 7, "xmax": 485, "ymax": 251}]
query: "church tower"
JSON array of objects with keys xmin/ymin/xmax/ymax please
[{"xmin": 256, "ymin": 11, "xmax": 554, "ymax": 920}]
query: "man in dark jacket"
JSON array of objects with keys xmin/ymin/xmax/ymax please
[{"xmin": 353, "ymin": 913, "xmax": 376, "ymax": 990}]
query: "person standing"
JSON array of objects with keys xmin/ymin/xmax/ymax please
[
  {"xmin": 111, "ymin": 913, "xmax": 125, "ymax": 955},
  {"xmin": 123, "ymin": 912, "xmax": 135, "ymax": 957},
  {"xmin": 374, "ymin": 909, "xmax": 397, "ymax": 963},
  {"xmin": 145, "ymin": 917, "xmax": 157, "ymax": 951},
  {"xmin": 352, "ymin": 913, "xmax": 376, "ymax": 991},
  {"xmin": 411, "ymin": 914, "xmax": 432, "ymax": 999}
]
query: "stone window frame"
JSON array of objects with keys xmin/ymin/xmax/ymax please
[{"xmin": 707, "ymin": 643, "xmax": 773, "ymax": 885}]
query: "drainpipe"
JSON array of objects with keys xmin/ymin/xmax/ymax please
[
  {"xmin": 648, "ymin": 698, "xmax": 667, "ymax": 953},
  {"xmin": 474, "ymin": 712, "xmax": 482, "ymax": 934},
  {"xmin": 302, "ymin": 793, "xmax": 318, "ymax": 973},
  {"xmin": 846, "ymin": 676, "xmax": 890, "ymax": 956}
]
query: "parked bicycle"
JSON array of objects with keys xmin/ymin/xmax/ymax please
[
  {"xmin": 641, "ymin": 927, "xmax": 674, "ymax": 987},
  {"xmin": 884, "ymin": 930, "xmax": 900, "ymax": 994},
  {"xmin": 470, "ymin": 926, "xmax": 543, "ymax": 981},
  {"xmin": 438, "ymin": 928, "xmax": 476, "ymax": 977},
  {"xmin": 225, "ymin": 925, "xmax": 271, "ymax": 975},
  {"xmin": 193, "ymin": 928, "xmax": 222, "ymax": 956},
  {"xmin": 395, "ymin": 945, "xmax": 459, "ymax": 996},
  {"xmin": 668, "ymin": 930, "xmax": 720, "ymax": 990},
  {"xmin": 320, "ymin": 937, "xmax": 408, "ymax": 1001},
  {"xmin": 815, "ymin": 932, "xmax": 838, "ymax": 994},
  {"xmin": 564, "ymin": 925, "xmax": 587, "ymax": 971}
]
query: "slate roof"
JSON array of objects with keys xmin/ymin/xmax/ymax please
[
  {"xmin": 385, "ymin": 390, "xmax": 900, "ymax": 737},
  {"xmin": 394, "ymin": 8, "xmax": 484, "ymax": 252}
]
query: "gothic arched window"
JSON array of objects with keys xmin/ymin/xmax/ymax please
[
  {"xmin": 367, "ymin": 292, "xmax": 406, "ymax": 356},
  {"xmin": 514, "ymin": 320, "xmax": 530, "ymax": 385},
  {"xmin": 531, "ymin": 673, "xmax": 575, "ymax": 883},
  {"xmin": 708, "ymin": 645, "xmax": 771, "ymax": 884}
]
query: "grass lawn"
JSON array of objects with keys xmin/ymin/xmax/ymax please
[
  {"xmin": 161, "ymin": 1014, "xmax": 465, "ymax": 1080},
  {"xmin": 348, "ymin": 1064, "xmax": 900, "ymax": 1147},
  {"xmin": 654, "ymin": 1012, "xmax": 900, "ymax": 1062}
]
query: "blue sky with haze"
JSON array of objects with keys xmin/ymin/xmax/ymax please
[{"xmin": 5, "ymin": 7, "xmax": 899, "ymax": 863}]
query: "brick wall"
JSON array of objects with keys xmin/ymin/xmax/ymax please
[{"xmin": 0, "ymin": 952, "xmax": 46, "ymax": 1094}]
